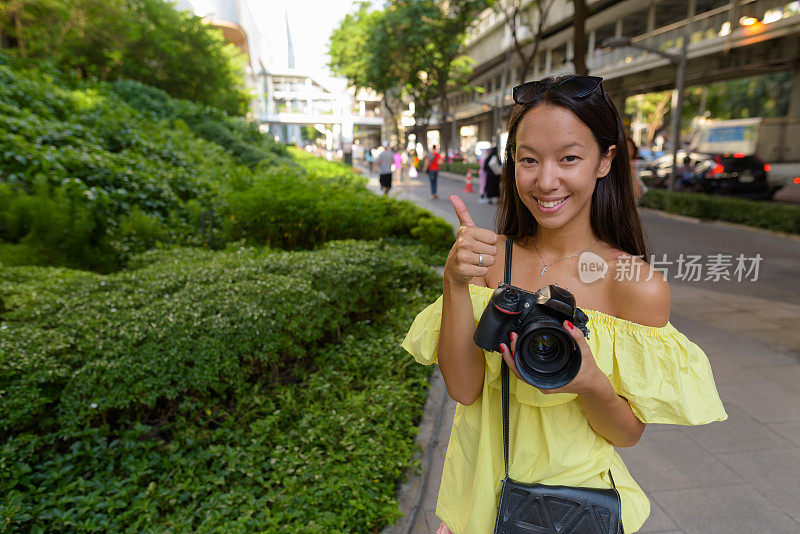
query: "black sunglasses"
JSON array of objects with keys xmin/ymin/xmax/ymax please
[{"xmin": 512, "ymin": 75, "xmax": 604, "ymax": 105}]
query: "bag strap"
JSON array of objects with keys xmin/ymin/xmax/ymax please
[
  {"xmin": 502, "ymin": 237, "xmax": 513, "ymax": 478},
  {"xmin": 499, "ymin": 235, "xmax": 616, "ymax": 489}
]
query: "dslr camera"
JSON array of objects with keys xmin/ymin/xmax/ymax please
[{"xmin": 474, "ymin": 283, "xmax": 590, "ymax": 389}]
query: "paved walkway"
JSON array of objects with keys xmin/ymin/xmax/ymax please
[{"xmin": 363, "ymin": 165, "xmax": 800, "ymax": 534}]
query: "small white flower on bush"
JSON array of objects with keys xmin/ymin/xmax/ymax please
[{"xmin": 90, "ymin": 402, "xmax": 98, "ymax": 409}]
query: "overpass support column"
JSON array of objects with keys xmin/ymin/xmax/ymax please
[
  {"xmin": 789, "ymin": 69, "xmax": 800, "ymax": 119},
  {"xmin": 610, "ymin": 92, "xmax": 627, "ymax": 118}
]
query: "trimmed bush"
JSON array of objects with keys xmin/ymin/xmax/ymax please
[
  {"xmin": 0, "ymin": 242, "xmax": 441, "ymax": 531},
  {"xmin": 440, "ymin": 161, "xmax": 481, "ymax": 175},
  {"xmin": 640, "ymin": 189, "xmax": 800, "ymax": 234},
  {"xmin": 0, "ymin": 58, "xmax": 454, "ymax": 271}
]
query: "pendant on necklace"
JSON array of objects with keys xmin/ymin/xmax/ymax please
[{"xmin": 540, "ymin": 265, "xmax": 548, "ymax": 276}]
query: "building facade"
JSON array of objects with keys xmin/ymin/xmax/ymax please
[
  {"xmin": 174, "ymin": 0, "xmax": 382, "ymax": 148},
  {"xmin": 439, "ymin": 0, "xmax": 800, "ymax": 159}
]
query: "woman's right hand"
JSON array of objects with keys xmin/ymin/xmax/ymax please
[{"xmin": 444, "ymin": 195, "xmax": 499, "ymax": 285}]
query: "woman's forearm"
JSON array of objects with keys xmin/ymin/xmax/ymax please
[
  {"xmin": 437, "ymin": 279, "xmax": 486, "ymax": 405},
  {"xmin": 578, "ymin": 374, "xmax": 645, "ymax": 447}
]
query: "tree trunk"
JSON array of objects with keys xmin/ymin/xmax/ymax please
[
  {"xmin": 648, "ymin": 94, "xmax": 672, "ymax": 144},
  {"xmin": 572, "ymin": 0, "xmax": 588, "ymax": 75},
  {"xmin": 382, "ymin": 95, "xmax": 402, "ymax": 145}
]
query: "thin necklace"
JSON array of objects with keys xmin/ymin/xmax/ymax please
[{"xmin": 532, "ymin": 237, "xmax": 599, "ymax": 276}]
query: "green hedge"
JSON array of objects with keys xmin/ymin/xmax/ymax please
[
  {"xmin": 0, "ymin": 58, "xmax": 454, "ymax": 271},
  {"xmin": 440, "ymin": 161, "xmax": 481, "ymax": 175},
  {"xmin": 222, "ymin": 159, "xmax": 453, "ymax": 253},
  {"xmin": 640, "ymin": 189, "xmax": 800, "ymax": 234},
  {"xmin": 0, "ymin": 241, "xmax": 441, "ymax": 531}
]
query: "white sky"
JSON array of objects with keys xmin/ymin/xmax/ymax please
[{"xmin": 246, "ymin": 0, "xmax": 366, "ymax": 89}]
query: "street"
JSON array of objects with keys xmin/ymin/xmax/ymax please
[{"xmin": 369, "ymin": 167, "xmax": 800, "ymax": 534}]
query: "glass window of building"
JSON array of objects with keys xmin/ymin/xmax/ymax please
[
  {"xmin": 694, "ymin": 0, "xmax": 731, "ymax": 16},
  {"xmin": 594, "ymin": 23, "xmax": 616, "ymax": 53},
  {"xmin": 622, "ymin": 9, "xmax": 649, "ymax": 38},
  {"xmin": 551, "ymin": 43, "xmax": 567, "ymax": 70},
  {"xmin": 654, "ymin": 1, "xmax": 689, "ymax": 28}
]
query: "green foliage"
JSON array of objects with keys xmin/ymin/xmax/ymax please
[
  {"xmin": 440, "ymin": 161, "xmax": 481, "ymax": 174},
  {"xmin": 222, "ymin": 156, "xmax": 453, "ymax": 253},
  {"xmin": 683, "ymin": 72, "xmax": 793, "ymax": 121},
  {"xmin": 0, "ymin": 243, "xmax": 442, "ymax": 531},
  {"xmin": 0, "ymin": 58, "xmax": 453, "ymax": 271},
  {"xmin": 107, "ymin": 79, "xmax": 293, "ymax": 169},
  {"xmin": 640, "ymin": 189, "xmax": 800, "ymax": 234},
  {"xmin": 0, "ymin": 0, "xmax": 249, "ymax": 114},
  {"xmin": 329, "ymin": 0, "xmax": 489, "ymax": 127}
]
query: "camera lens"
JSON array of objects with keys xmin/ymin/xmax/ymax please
[
  {"xmin": 515, "ymin": 318, "xmax": 581, "ymax": 389},
  {"xmin": 531, "ymin": 333, "xmax": 559, "ymax": 360}
]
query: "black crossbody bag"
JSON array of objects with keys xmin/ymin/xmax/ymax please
[{"xmin": 493, "ymin": 237, "xmax": 624, "ymax": 534}]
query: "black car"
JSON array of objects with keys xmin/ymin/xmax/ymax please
[{"xmin": 642, "ymin": 151, "xmax": 772, "ymax": 198}]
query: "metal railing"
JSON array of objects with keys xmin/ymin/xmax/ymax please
[{"xmin": 587, "ymin": 0, "xmax": 798, "ymax": 72}]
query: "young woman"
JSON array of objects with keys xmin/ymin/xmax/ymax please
[{"xmin": 403, "ymin": 75, "xmax": 726, "ymax": 533}]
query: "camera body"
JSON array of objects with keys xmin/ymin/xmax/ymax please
[{"xmin": 473, "ymin": 283, "xmax": 590, "ymax": 389}]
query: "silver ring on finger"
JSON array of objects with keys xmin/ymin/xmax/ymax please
[{"xmin": 478, "ymin": 253, "xmax": 484, "ymax": 267}]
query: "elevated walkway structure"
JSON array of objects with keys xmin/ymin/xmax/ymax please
[{"xmin": 442, "ymin": 0, "xmax": 800, "ymax": 156}]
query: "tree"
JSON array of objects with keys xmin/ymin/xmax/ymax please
[
  {"xmin": 329, "ymin": 2, "xmax": 404, "ymax": 142},
  {"xmin": 625, "ymin": 91, "xmax": 672, "ymax": 145},
  {"xmin": 0, "ymin": 0, "xmax": 249, "ymax": 115},
  {"xmin": 571, "ymin": 0, "xmax": 588, "ymax": 75},
  {"xmin": 492, "ymin": 0, "xmax": 554, "ymax": 85},
  {"xmin": 330, "ymin": 0, "xmax": 488, "ymax": 150}
]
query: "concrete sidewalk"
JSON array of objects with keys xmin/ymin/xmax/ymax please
[{"xmin": 364, "ymin": 163, "xmax": 800, "ymax": 534}]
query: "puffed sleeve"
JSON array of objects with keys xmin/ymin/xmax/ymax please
[
  {"xmin": 587, "ymin": 311, "xmax": 727, "ymax": 425},
  {"xmin": 401, "ymin": 284, "xmax": 492, "ymax": 365}
]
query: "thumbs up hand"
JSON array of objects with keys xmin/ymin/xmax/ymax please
[{"xmin": 445, "ymin": 195, "xmax": 499, "ymax": 285}]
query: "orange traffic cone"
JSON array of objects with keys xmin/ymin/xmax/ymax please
[{"xmin": 464, "ymin": 168, "xmax": 474, "ymax": 193}]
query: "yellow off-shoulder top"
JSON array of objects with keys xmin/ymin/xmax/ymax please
[{"xmin": 402, "ymin": 284, "xmax": 727, "ymax": 534}]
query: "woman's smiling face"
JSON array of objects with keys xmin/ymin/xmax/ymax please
[{"xmin": 513, "ymin": 103, "xmax": 616, "ymax": 230}]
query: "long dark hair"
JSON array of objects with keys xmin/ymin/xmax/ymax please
[{"xmin": 496, "ymin": 76, "xmax": 649, "ymax": 259}]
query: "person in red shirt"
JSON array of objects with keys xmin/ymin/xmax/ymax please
[{"xmin": 426, "ymin": 145, "xmax": 443, "ymax": 200}]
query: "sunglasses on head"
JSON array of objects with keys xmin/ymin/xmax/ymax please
[{"xmin": 512, "ymin": 75, "xmax": 604, "ymax": 105}]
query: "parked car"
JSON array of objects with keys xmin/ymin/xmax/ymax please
[
  {"xmin": 447, "ymin": 152, "xmax": 465, "ymax": 163},
  {"xmin": 641, "ymin": 150, "xmax": 773, "ymax": 198}
]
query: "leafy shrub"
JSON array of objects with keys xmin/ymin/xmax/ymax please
[
  {"xmin": 0, "ymin": 241, "xmax": 436, "ymax": 436},
  {"xmin": 0, "ymin": 59, "xmax": 454, "ymax": 271},
  {"xmin": 440, "ymin": 161, "xmax": 481, "ymax": 174},
  {"xmin": 640, "ymin": 189, "xmax": 800, "ymax": 234},
  {"xmin": 0, "ymin": 242, "xmax": 441, "ymax": 532}
]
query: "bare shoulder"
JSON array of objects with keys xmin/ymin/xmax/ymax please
[{"xmin": 607, "ymin": 250, "xmax": 671, "ymax": 327}]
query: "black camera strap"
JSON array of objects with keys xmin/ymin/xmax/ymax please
[
  {"xmin": 502, "ymin": 236, "xmax": 513, "ymax": 478},
  {"xmin": 499, "ymin": 235, "xmax": 616, "ymax": 489}
]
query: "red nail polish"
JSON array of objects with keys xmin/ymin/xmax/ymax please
[{"xmin": 566, "ymin": 320, "xmax": 574, "ymax": 330}]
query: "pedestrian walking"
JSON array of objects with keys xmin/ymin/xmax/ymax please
[
  {"xmin": 482, "ymin": 145, "xmax": 501, "ymax": 204},
  {"xmin": 408, "ymin": 150, "xmax": 419, "ymax": 181},
  {"xmin": 626, "ymin": 137, "xmax": 648, "ymax": 204},
  {"xmin": 425, "ymin": 145, "xmax": 443, "ymax": 200},
  {"xmin": 377, "ymin": 146, "xmax": 394, "ymax": 195},
  {"xmin": 393, "ymin": 147, "xmax": 404, "ymax": 185},
  {"xmin": 365, "ymin": 146, "xmax": 375, "ymax": 174},
  {"xmin": 478, "ymin": 148, "xmax": 488, "ymax": 203},
  {"xmin": 402, "ymin": 75, "xmax": 726, "ymax": 534}
]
